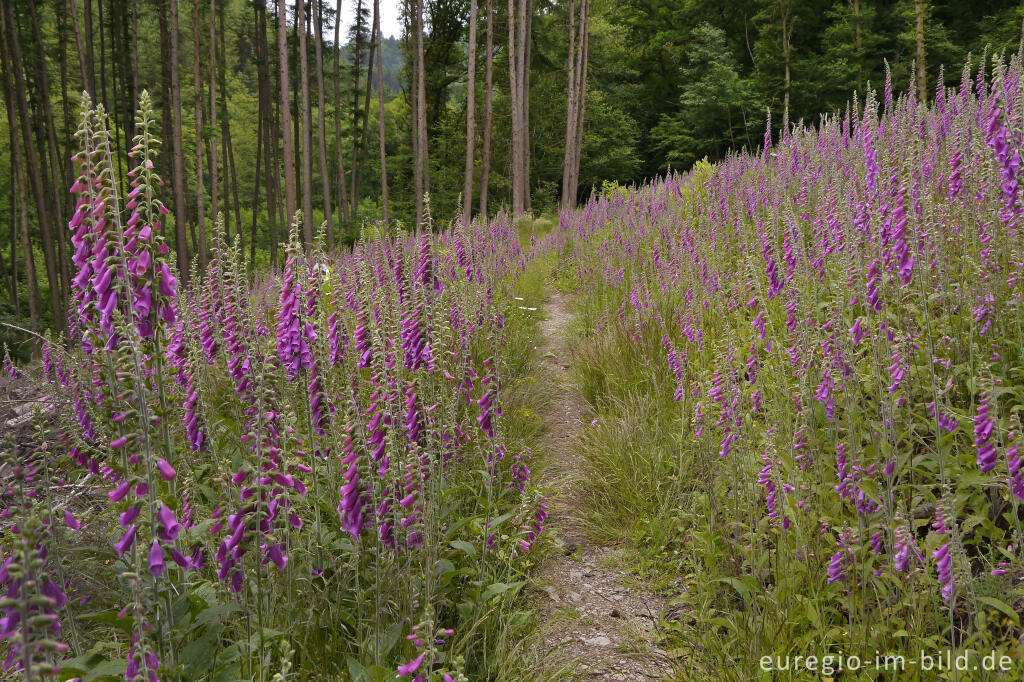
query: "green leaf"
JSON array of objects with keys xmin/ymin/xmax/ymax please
[
  {"xmin": 482, "ymin": 580, "xmax": 526, "ymax": 602},
  {"xmin": 977, "ymin": 596, "xmax": 1021, "ymax": 626},
  {"xmin": 347, "ymin": 657, "xmax": 369, "ymax": 682},
  {"xmin": 83, "ymin": 659, "xmax": 128, "ymax": 682},
  {"xmin": 182, "ymin": 629, "xmax": 220, "ymax": 677},
  {"xmin": 80, "ymin": 609, "xmax": 134, "ymax": 635},
  {"xmin": 192, "ymin": 602, "xmax": 244, "ymax": 630},
  {"xmin": 713, "ymin": 577, "xmax": 751, "ymax": 604},
  {"xmin": 450, "ymin": 540, "xmax": 478, "ymax": 557}
]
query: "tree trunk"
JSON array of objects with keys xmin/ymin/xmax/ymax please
[
  {"xmin": 349, "ymin": 0, "xmax": 364, "ymax": 217},
  {"xmin": 313, "ymin": 0, "xmax": 334, "ymax": 248},
  {"xmin": 18, "ymin": 166, "xmax": 40, "ymax": 335},
  {"xmin": 279, "ymin": 0, "xmax": 297, "ymax": 221},
  {"xmin": 83, "ymin": 0, "xmax": 95, "ymax": 96},
  {"xmin": 463, "ymin": 0, "xmax": 478, "ymax": 226},
  {"xmin": 251, "ymin": 99, "xmax": 263, "ymax": 264},
  {"xmin": 256, "ymin": 0, "xmax": 278, "ymax": 263},
  {"xmin": 561, "ymin": 0, "xmax": 578, "ymax": 211},
  {"xmin": 4, "ymin": 181, "xmax": 17, "ymax": 316},
  {"xmin": 2, "ymin": 1, "xmax": 63, "ymax": 331},
  {"xmin": 169, "ymin": 0, "xmax": 189, "ymax": 280},
  {"xmin": 333, "ymin": 0, "xmax": 350, "ymax": 224},
  {"xmin": 270, "ymin": 6, "xmax": 283, "ymax": 268},
  {"xmin": 209, "ymin": 0, "xmax": 219, "ymax": 230},
  {"xmin": 292, "ymin": 8, "xmax": 301, "ymax": 209},
  {"xmin": 915, "ymin": 0, "xmax": 927, "ymax": 103},
  {"xmin": 415, "ymin": 0, "xmax": 428, "ymax": 227},
  {"xmin": 409, "ymin": 0, "xmax": 421, "ymax": 227},
  {"xmin": 507, "ymin": 0, "xmax": 523, "ymax": 216},
  {"xmin": 27, "ymin": 0, "xmax": 70, "ymax": 303},
  {"xmin": 780, "ymin": 0, "xmax": 791, "ymax": 133},
  {"xmin": 131, "ymin": 0, "xmax": 139, "ymax": 105},
  {"xmin": 571, "ymin": 17, "xmax": 588, "ymax": 198},
  {"xmin": 220, "ymin": 6, "xmax": 243, "ymax": 249},
  {"xmin": 59, "ymin": 3, "xmax": 79, "ymax": 297},
  {"xmin": 522, "ymin": 0, "xmax": 531, "ymax": 211},
  {"xmin": 193, "ymin": 0, "xmax": 207, "ymax": 271},
  {"xmin": 158, "ymin": 0, "xmax": 172, "ymax": 184},
  {"xmin": 853, "ymin": 0, "xmax": 862, "ymax": 84},
  {"xmin": 298, "ymin": 0, "xmax": 314, "ymax": 247},
  {"xmin": 1, "ymin": 27, "xmax": 22, "ymax": 319},
  {"xmin": 478, "ymin": 0, "xmax": 493, "ymax": 219},
  {"xmin": 2, "ymin": 17, "xmax": 37, "ymax": 329},
  {"xmin": 69, "ymin": 0, "xmax": 92, "ymax": 93},
  {"xmin": 374, "ymin": 0, "xmax": 389, "ymax": 224},
  {"xmin": 352, "ymin": 1, "xmax": 377, "ymax": 217}
]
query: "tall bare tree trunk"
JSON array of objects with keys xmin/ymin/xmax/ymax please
[
  {"xmin": 279, "ymin": 0, "xmax": 297, "ymax": 221},
  {"xmin": 374, "ymin": 0, "xmax": 389, "ymax": 225},
  {"xmin": 193, "ymin": 0, "xmax": 208, "ymax": 271},
  {"xmin": 780, "ymin": 0, "xmax": 791, "ymax": 133},
  {"xmin": 522, "ymin": 0, "xmax": 531, "ymax": 211},
  {"xmin": 415, "ymin": 0, "xmax": 428, "ymax": 227},
  {"xmin": 158, "ymin": 0, "xmax": 173, "ymax": 199},
  {"xmin": 571, "ymin": 19, "xmax": 588, "ymax": 198},
  {"xmin": 561, "ymin": 0, "xmax": 578, "ymax": 211},
  {"xmin": 292, "ymin": 8, "xmax": 301, "ymax": 206},
  {"xmin": 252, "ymin": 94, "xmax": 263, "ymax": 264},
  {"xmin": 17, "ymin": 169, "xmax": 40, "ymax": 335},
  {"xmin": 1, "ymin": 21, "xmax": 32, "ymax": 327},
  {"xmin": 507, "ymin": 0, "xmax": 524, "ymax": 215},
  {"xmin": 27, "ymin": 0, "xmax": 70, "ymax": 303},
  {"xmin": 349, "ymin": 0, "xmax": 364, "ymax": 215},
  {"xmin": 409, "ymin": 0, "xmax": 420, "ymax": 226},
  {"xmin": 353, "ymin": 1, "xmax": 377, "ymax": 216},
  {"xmin": 209, "ymin": 0, "xmax": 219, "ymax": 229},
  {"xmin": 915, "ymin": 0, "xmax": 927, "ymax": 103},
  {"xmin": 313, "ymin": 0, "xmax": 334, "ymax": 248},
  {"xmin": 2, "ymin": 175, "xmax": 15, "ymax": 314},
  {"xmin": 478, "ymin": 0, "xmax": 493, "ymax": 219},
  {"xmin": 463, "ymin": 0, "xmax": 478, "ymax": 225},
  {"xmin": 84, "ymin": 0, "xmax": 95, "ymax": 97},
  {"xmin": 169, "ymin": 0, "xmax": 189, "ymax": 280},
  {"xmin": 270, "ymin": 8, "xmax": 283, "ymax": 267},
  {"xmin": 333, "ymin": 0, "xmax": 350, "ymax": 224},
  {"xmin": 853, "ymin": 0, "xmax": 862, "ymax": 84},
  {"xmin": 8, "ymin": 198, "xmax": 18, "ymax": 317},
  {"xmin": 69, "ymin": 0, "xmax": 92, "ymax": 93},
  {"xmin": 255, "ymin": 0, "xmax": 276, "ymax": 261},
  {"xmin": 298, "ymin": 0, "xmax": 314, "ymax": 247},
  {"xmin": 219, "ymin": 6, "xmax": 242, "ymax": 247},
  {"xmin": 2, "ymin": 1, "xmax": 63, "ymax": 331}
]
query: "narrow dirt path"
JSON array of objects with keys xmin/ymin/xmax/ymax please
[{"xmin": 531, "ymin": 292, "xmax": 671, "ymax": 681}]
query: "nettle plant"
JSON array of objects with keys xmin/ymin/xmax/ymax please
[
  {"xmin": 558, "ymin": 54, "xmax": 1024, "ymax": 671},
  {"xmin": 1, "ymin": 93, "xmax": 545, "ymax": 681}
]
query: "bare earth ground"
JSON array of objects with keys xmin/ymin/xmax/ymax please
[{"xmin": 530, "ymin": 292, "xmax": 672, "ymax": 681}]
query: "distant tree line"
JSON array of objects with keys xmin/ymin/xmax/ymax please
[{"xmin": 0, "ymin": 0, "xmax": 1021, "ymax": 340}]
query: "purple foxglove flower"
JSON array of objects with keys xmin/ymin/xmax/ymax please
[
  {"xmin": 974, "ymin": 391, "xmax": 998, "ymax": 472},
  {"xmin": 397, "ymin": 653, "xmax": 425, "ymax": 677},
  {"xmin": 157, "ymin": 504, "xmax": 181, "ymax": 542},
  {"xmin": 156, "ymin": 458, "xmax": 176, "ymax": 481},
  {"xmin": 933, "ymin": 543, "xmax": 955, "ymax": 602},
  {"xmin": 148, "ymin": 539, "xmax": 166, "ymax": 576},
  {"xmin": 109, "ymin": 479, "xmax": 132, "ymax": 503},
  {"xmin": 115, "ymin": 524, "xmax": 137, "ymax": 557}
]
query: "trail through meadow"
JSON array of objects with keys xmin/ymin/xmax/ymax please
[{"xmin": 530, "ymin": 290, "xmax": 670, "ymax": 681}]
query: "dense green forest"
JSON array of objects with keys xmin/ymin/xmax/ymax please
[{"xmin": 1, "ymin": 0, "xmax": 1023, "ymax": 344}]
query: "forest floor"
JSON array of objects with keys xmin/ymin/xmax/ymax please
[{"xmin": 529, "ymin": 291, "xmax": 671, "ymax": 681}]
